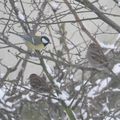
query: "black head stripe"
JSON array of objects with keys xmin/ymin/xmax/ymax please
[{"xmin": 41, "ymin": 36, "xmax": 50, "ymax": 46}]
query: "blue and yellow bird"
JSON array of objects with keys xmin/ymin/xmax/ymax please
[{"xmin": 11, "ymin": 32, "xmax": 50, "ymax": 51}]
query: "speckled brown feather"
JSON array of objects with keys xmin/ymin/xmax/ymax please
[
  {"xmin": 29, "ymin": 74, "xmax": 52, "ymax": 92},
  {"xmin": 87, "ymin": 43, "xmax": 109, "ymax": 69}
]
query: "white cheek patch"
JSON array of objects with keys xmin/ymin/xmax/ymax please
[{"xmin": 42, "ymin": 38, "xmax": 48, "ymax": 44}]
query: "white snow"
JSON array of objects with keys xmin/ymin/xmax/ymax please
[
  {"xmin": 0, "ymin": 89, "xmax": 5, "ymax": 99},
  {"xmin": 52, "ymin": 90, "xmax": 71, "ymax": 105},
  {"xmin": 70, "ymin": 74, "xmax": 73, "ymax": 79},
  {"xmin": 65, "ymin": 99, "xmax": 73, "ymax": 106},
  {"xmin": 112, "ymin": 63, "xmax": 120, "ymax": 75},
  {"xmin": 99, "ymin": 42, "xmax": 115, "ymax": 49},
  {"xmin": 116, "ymin": 33, "xmax": 120, "ymax": 40},
  {"xmin": 0, "ymin": 73, "xmax": 5, "ymax": 78},
  {"xmin": 98, "ymin": 42, "xmax": 116, "ymax": 55},
  {"xmin": 62, "ymin": 69, "xmax": 67, "ymax": 72},
  {"xmin": 0, "ymin": 99, "xmax": 16, "ymax": 111},
  {"xmin": 112, "ymin": 88, "xmax": 120, "ymax": 92},
  {"xmin": 6, "ymin": 101, "xmax": 13, "ymax": 108},
  {"xmin": 44, "ymin": 59, "xmax": 54, "ymax": 76},
  {"xmin": 18, "ymin": 11, "xmax": 25, "ymax": 21},
  {"xmin": 58, "ymin": 90, "xmax": 69, "ymax": 100},
  {"xmin": 104, "ymin": 117, "xmax": 119, "ymax": 120},
  {"xmin": 51, "ymin": 98, "xmax": 58, "ymax": 103},
  {"xmin": 75, "ymin": 85, "xmax": 81, "ymax": 91},
  {"xmin": 102, "ymin": 103, "xmax": 109, "ymax": 112},
  {"xmin": 22, "ymin": 94, "xmax": 31, "ymax": 101},
  {"xmin": 54, "ymin": 80, "xmax": 61, "ymax": 88},
  {"xmin": 88, "ymin": 77, "xmax": 111, "ymax": 97},
  {"xmin": 81, "ymin": 109, "xmax": 88, "ymax": 119}
]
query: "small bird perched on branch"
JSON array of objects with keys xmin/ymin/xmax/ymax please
[
  {"xmin": 86, "ymin": 42, "xmax": 109, "ymax": 70},
  {"xmin": 10, "ymin": 32, "xmax": 50, "ymax": 51},
  {"xmin": 86, "ymin": 42, "xmax": 119, "ymax": 81},
  {"xmin": 20, "ymin": 34, "xmax": 50, "ymax": 51},
  {"xmin": 29, "ymin": 74, "xmax": 52, "ymax": 93}
]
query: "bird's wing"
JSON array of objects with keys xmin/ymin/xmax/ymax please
[
  {"xmin": 33, "ymin": 36, "xmax": 42, "ymax": 45},
  {"xmin": 10, "ymin": 32, "xmax": 42, "ymax": 45}
]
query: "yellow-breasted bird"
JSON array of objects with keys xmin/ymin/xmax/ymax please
[
  {"xmin": 20, "ymin": 34, "xmax": 50, "ymax": 51},
  {"xmin": 10, "ymin": 32, "xmax": 50, "ymax": 51}
]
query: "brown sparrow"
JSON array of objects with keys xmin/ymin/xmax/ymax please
[
  {"xmin": 86, "ymin": 43, "xmax": 120, "ymax": 87},
  {"xmin": 29, "ymin": 74, "xmax": 52, "ymax": 92},
  {"xmin": 86, "ymin": 43, "xmax": 109, "ymax": 70}
]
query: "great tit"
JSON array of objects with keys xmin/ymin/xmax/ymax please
[
  {"xmin": 22, "ymin": 35, "xmax": 50, "ymax": 51},
  {"xmin": 16, "ymin": 34, "xmax": 50, "ymax": 51}
]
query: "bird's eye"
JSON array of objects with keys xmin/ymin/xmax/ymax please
[{"xmin": 41, "ymin": 37, "xmax": 48, "ymax": 44}]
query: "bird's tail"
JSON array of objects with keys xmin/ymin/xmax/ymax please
[{"xmin": 9, "ymin": 31, "xmax": 31, "ymax": 41}]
